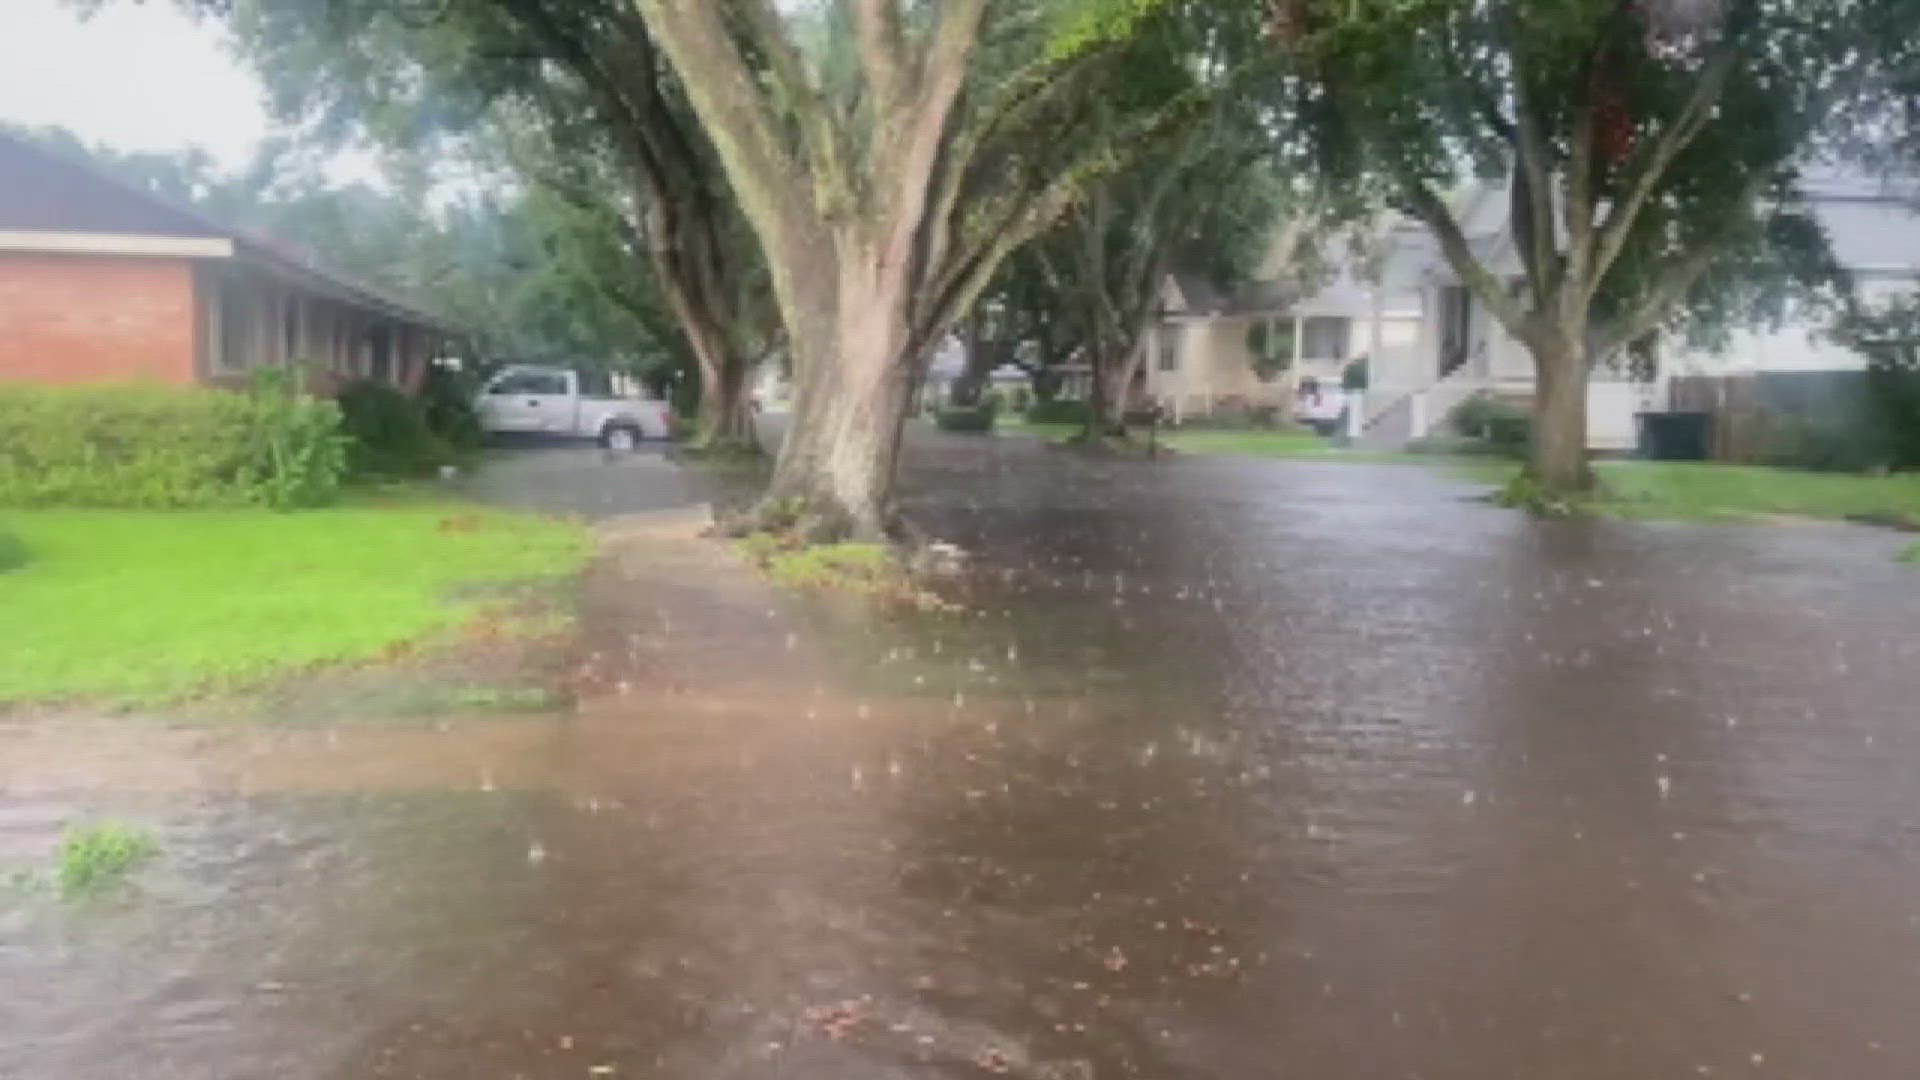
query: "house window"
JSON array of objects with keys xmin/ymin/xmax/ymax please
[
  {"xmin": 1301, "ymin": 316, "xmax": 1350, "ymax": 362},
  {"xmin": 1157, "ymin": 326, "xmax": 1181, "ymax": 372}
]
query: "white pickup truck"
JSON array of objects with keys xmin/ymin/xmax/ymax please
[{"xmin": 474, "ymin": 365, "xmax": 672, "ymax": 450}]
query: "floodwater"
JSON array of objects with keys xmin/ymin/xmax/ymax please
[{"xmin": 7, "ymin": 434, "xmax": 1920, "ymax": 1078}]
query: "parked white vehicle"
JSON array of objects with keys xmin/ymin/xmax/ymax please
[
  {"xmin": 1293, "ymin": 382, "xmax": 1349, "ymax": 435},
  {"xmin": 475, "ymin": 365, "xmax": 671, "ymax": 450}
]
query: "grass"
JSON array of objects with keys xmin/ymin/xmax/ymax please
[
  {"xmin": 0, "ymin": 530, "xmax": 26, "ymax": 572},
  {"xmin": 1159, "ymin": 428, "xmax": 1345, "ymax": 458},
  {"xmin": 1469, "ymin": 459, "xmax": 1920, "ymax": 531},
  {"xmin": 56, "ymin": 821, "xmax": 156, "ymax": 898},
  {"xmin": 766, "ymin": 542, "xmax": 893, "ymax": 590},
  {"xmin": 994, "ymin": 418, "xmax": 1081, "ymax": 442},
  {"xmin": 738, "ymin": 535, "xmax": 956, "ymax": 610},
  {"xmin": 0, "ymin": 498, "xmax": 591, "ymax": 705},
  {"xmin": 1579, "ymin": 461, "xmax": 1920, "ymax": 526},
  {"xmin": 1901, "ymin": 543, "xmax": 1919, "ymax": 563}
]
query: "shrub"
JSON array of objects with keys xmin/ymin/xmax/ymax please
[
  {"xmin": 1025, "ymin": 399, "xmax": 1089, "ymax": 425},
  {"xmin": 418, "ymin": 364, "xmax": 484, "ymax": 450},
  {"xmin": 0, "ymin": 379, "xmax": 346, "ymax": 509},
  {"xmin": 335, "ymin": 379, "xmax": 455, "ymax": 477},
  {"xmin": 1759, "ymin": 414, "xmax": 1891, "ymax": 474},
  {"xmin": 1449, "ymin": 396, "xmax": 1531, "ymax": 458},
  {"xmin": 935, "ymin": 401, "xmax": 997, "ymax": 433},
  {"xmin": 1179, "ymin": 403, "xmax": 1289, "ymax": 430}
]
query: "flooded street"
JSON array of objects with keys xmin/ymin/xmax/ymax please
[{"xmin": 7, "ymin": 435, "xmax": 1920, "ymax": 1078}]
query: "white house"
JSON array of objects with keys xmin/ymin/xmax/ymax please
[
  {"xmin": 1357, "ymin": 174, "xmax": 1920, "ymax": 449},
  {"xmin": 1143, "ymin": 231, "xmax": 1422, "ymax": 424}
]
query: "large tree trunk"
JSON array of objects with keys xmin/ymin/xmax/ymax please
[
  {"xmin": 759, "ymin": 275, "xmax": 917, "ymax": 541},
  {"xmin": 655, "ymin": 263, "xmax": 759, "ymax": 454},
  {"xmin": 1084, "ymin": 327, "xmax": 1146, "ymax": 439},
  {"xmin": 1527, "ymin": 332, "xmax": 1595, "ymax": 494},
  {"xmin": 693, "ymin": 351, "xmax": 758, "ymax": 452}
]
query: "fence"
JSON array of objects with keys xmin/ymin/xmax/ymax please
[{"xmin": 1668, "ymin": 371, "xmax": 1875, "ymax": 462}]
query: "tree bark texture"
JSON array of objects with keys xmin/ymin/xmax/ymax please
[{"xmin": 1528, "ymin": 332, "xmax": 1595, "ymax": 493}]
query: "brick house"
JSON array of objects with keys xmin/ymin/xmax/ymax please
[{"xmin": 0, "ymin": 130, "xmax": 458, "ymax": 390}]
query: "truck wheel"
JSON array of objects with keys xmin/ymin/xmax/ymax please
[{"xmin": 601, "ymin": 424, "xmax": 640, "ymax": 452}]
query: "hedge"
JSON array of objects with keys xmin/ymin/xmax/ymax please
[
  {"xmin": 935, "ymin": 402, "xmax": 997, "ymax": 433},
  {"xmin": 336, "ymin": 379, "xmax": 456, "ymax": 477},
  {"xmin": 1024, "ymin": 399, "xmax": 1089, "ymax": 425},
  {"xmin": 0, "ymin": 379, "xmax": 347, "ymax": 509}
]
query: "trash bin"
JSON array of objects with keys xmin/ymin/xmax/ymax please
[{"xmin": 1637, "ymin": 411, "xmax": 1712, "ymax": 461}]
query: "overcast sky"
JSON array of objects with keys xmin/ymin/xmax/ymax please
[{"xmin": 0, "ymin": 0, "xmax": 269, "ymax": 168}]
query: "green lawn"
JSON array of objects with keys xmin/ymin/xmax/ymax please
[
  {"xmin": 1158, "ymin": 428, "xmax": 1349, "ymax": 458},
  {"xmin": 993, "ymin": 419, "xmax": 1081, "ymax": 442},
  {"xmin": 998, "ymin": 421, "xmax": 1367, "ymax": 458},
  {"xmin": 1583, "ymin": 461, "xmax": 1920, "ymax": 526},
  {"xmin": 0, "ymin": 499, "xmax": 590, "ymax": 705}
]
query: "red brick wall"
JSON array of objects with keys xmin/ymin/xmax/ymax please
[{"xmin": 0, "ymin": 252, "xmax": 198, "ymax": 384}]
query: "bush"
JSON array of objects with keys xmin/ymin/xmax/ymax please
[
  {"xmin": 335, "ymin": 379, "xmax": 455, "ymax": 477},
  {"xmin": 0, "ymin": 379, "xmax": 346, "ymax": 509},
  {"xmin": 1449, "ymin": 396, "xmax": 1531, "ymax": 458},
  {"xmin": 935, "ymin": 400, "xmax": 998, "ymax": 433},
  {"xmin": 1178, "ymin": 403, "xmax": 1289, "ymax": 430},
  {"xmin": 418, "ymin": 364, "xmax": 484, "ymax": 450},
  {"xmin": 1025, "ymin": 399, "xmax": 1089, "ymax": 425},
  {"xmin": 1759, "ymin": 414, "xmax": 1890, "ymax": 474}
]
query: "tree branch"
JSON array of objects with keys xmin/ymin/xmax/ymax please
[
  {"xmin": 852, "ymin": 0, "xmax": 912, "ymax": 122},
  {"xmin": 1586, "ymin": 41, "xmax": 1739, "ymax": 297},
  {"xmin": 1563, "ymin": 44, "xmax": 1603, "ymax": 295},
  {"xmin": 1509, "ymin": 49, "xmax": 1558, "ymax": 305},
  {"xmin": 1395, "ymin": 172, "xmax": 1534, "ymax": 340},
  {"xmin": 631, "ymin": 0, "xmax": 812, "ymax": 233},
  {"xmin": 1597, "ymin": 171, "xmax": 1778, "ymax": 358},
  {"xmin": 878, "ymin": 0, "xmax": 988, "ymax": 284}
]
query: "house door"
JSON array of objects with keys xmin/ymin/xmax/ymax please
[
  {"xmin": 1438, "ymin": 285, "xmax": 1471, "ymax": 378},
  {"xmin": 480, "ymin": 368, "xmax": 572, "ymax": 432}
]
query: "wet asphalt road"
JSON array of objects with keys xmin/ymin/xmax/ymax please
[{"xmin": 6, "ymin": 429, "xmax": 1920, "ymax": 1079}]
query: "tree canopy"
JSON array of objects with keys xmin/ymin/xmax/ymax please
[{"xmin": 1282, "ymin": 0, "xmax": 1918, "ymax": 491}]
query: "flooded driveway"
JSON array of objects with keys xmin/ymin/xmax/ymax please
[{"xmin": 6, "ymin": 433, "xmax": 1920, "ymax": 1078}]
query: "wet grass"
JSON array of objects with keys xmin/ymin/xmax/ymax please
[
  {"xmin": 738, "ymin": 535, "xmax": 956, "ymax": 611},
  {"xmin": 1159, "ymin": 429, "xmax": 1336, "ymax": 457},
  {"xmin": 0, "ymin": 530, "xmax": 26, "ymax": 572},
  {"xmin": 56, "ymin": 821, "xmax": 156, "ymax": 898},
  {"xmin": 1464, "ymin": 460, "xmax": 1920, "ymax": 531},
  {"xmin": 0, "ymin": 498, "xmax": 591, "ymax": 706},
  {"xmin": 1585, "ymin": 462, "xmax": 1920, "ymax": 526},
  {"xmin": 996, "ymin": 419, "xmax": 1080, "ymax": 442}
]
